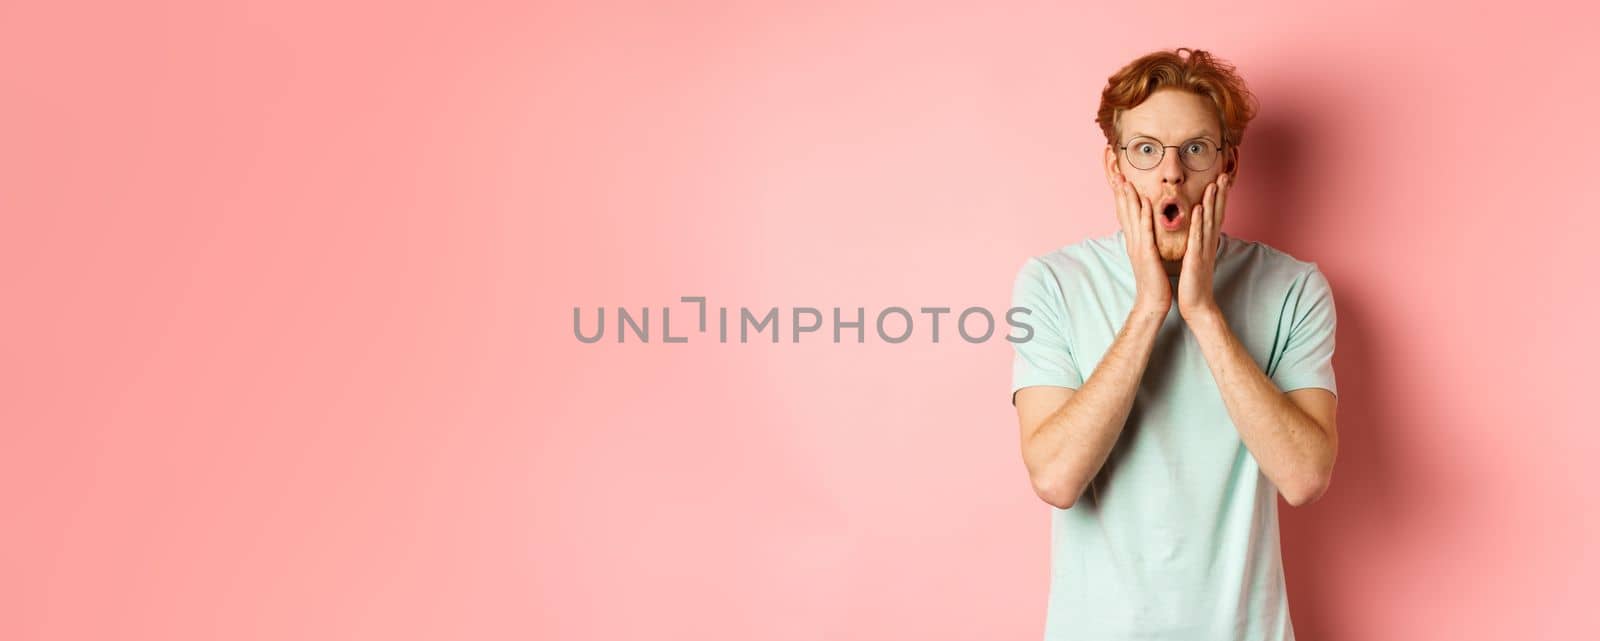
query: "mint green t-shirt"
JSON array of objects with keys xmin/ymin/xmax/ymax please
[{"xmin": 1009, "ymin": 229, "xmax": 1338, "ymax": 641}]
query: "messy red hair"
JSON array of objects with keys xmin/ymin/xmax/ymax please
[{"xmin": 1095, "ymin": 48, "xmax": 1259, "ymax": 148}]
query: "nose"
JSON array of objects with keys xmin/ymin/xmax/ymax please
[{"xmin": 1158, "ymin": 149, "xmax": 1185, "ymax": 186}]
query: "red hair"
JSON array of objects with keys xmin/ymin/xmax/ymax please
[{"xmin": 1096, "ymin": 48, "xmax": 1259, "ymax": 148}]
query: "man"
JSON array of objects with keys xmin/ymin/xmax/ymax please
[{"xmin": 1010, "ymin": 48, "xmax": 1339, "ymax": 640}]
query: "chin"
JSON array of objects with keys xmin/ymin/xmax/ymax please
[{"xmin": 1158, "ymin": 238, "xmax": 1188, "ymax": 262}]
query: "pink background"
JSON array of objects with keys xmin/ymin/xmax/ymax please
[{"xmin": 4, "ymin": 1, "xmax": 1596, "ymax": 639}]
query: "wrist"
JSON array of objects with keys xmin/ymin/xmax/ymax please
[
  {"xmin": 1130, "ymin": 301, "xmax": 1171, "ymax": 320},
  {"xmin": 1183, "ymin": 304, "xmax": 1225, "ymax": 327}
]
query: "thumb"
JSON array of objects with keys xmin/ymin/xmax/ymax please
[{"xmin": 1182, "ymin": 204, "xmax": 1203, "ymax": 271}]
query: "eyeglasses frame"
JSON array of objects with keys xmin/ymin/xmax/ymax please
[{"xmin": 1116, "ymin": 136, "xmax": 1230, "ymax": 172}]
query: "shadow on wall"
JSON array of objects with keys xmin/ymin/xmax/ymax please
[{"xmin": 1241, "ymin": 74, "xmax": 1450, "ymax": 641}]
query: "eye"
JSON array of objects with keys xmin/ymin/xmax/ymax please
[
  {"xmin": 1185, "ymin": 142, "xmax": 1208, "ymax": 154},
  {"xmin": 1135, "ymin": 142, "xmax": 1156, "ymax": 154}
]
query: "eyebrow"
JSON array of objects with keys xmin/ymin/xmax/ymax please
[{"xmin": 1127, "ymin": 131, "xmax": 1219, "ymax": 142}]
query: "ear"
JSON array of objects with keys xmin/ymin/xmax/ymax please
[
  {"xmin": 1225, "ymin": 145, "xmax": 1240, "ymax": 176},
  {"xmin": 1103, "ymin": 144, "xmax": 1122, "ymax": 188}
]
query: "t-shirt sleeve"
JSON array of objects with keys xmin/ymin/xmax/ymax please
[
  {"xmin": 1010, "ymin": 257, "xmax": 1084, "ymax": 405},
  {"xmin": 1268, "ymin": 266, "xmax": 1339, "ymax": 398}
]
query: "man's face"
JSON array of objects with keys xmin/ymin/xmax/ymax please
[{"xmin": 1103, "ymin": 88, "xmax": 1238, "ymax": 263}]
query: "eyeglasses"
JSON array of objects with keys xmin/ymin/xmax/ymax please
[{"xmin": 1117, "ymin": 136, "xmax": 1225, "ymax": 172}]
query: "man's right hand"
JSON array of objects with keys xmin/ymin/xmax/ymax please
[{"xmin": 1112, "ymin": 173, "xmax": 1172, "ymax": 313}]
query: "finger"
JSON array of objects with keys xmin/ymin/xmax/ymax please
[
  {"xmin": 1203, "ymin": 182, "xmax": 1217, "ymax": 248},
  {"xmin": 1117, "ymin": 182, "xmax": 1133, "ymax": 232},
  {"xmin": 1125, "ymin": 182, "xmax": 1139, "ymax": 232},
  {"xmin": 1130, "ymin": 189, "xmax": 1144, "ymax": 241},
  {"xmin": 1210, "ymin": 179, "xmax": 1223, "ymax": 255},
  {"xmin": 1216, "ymin": 174, "xmax": 1230, "ymax": 232},
  {"xmin": 1189, "ymin": 203, "xmax": 1203, "ymax": 262},
  {"xmin": 1139, "ymin": 193, "xmax": 1155, "ymax": 246}
]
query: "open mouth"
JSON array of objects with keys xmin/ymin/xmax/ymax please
[{"xmin": 1157, "ymin": 200, "xmax": 1185, "ymax": 231}]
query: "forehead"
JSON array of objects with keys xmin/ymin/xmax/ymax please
[{"xmin": 1119, "ymin": 89, "xmax": 1220, "ymax": 139}]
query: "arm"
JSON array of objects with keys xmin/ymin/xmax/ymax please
[
  {"xmin": 1185, "ymin": 309, "xmax": 1339, "ymax": 506},
  {"xmin": 1014, "ymin": 304, "xmax": 1167, "ymax": 509}
]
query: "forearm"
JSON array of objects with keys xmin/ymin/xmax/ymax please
[
  {"xmin": 1025, "ymin": 305, "xmax": 1167, "ymax": 506},
  {"xmin": 1186, "ymin": 309, "xmax": 1336, "ymax": 505}
]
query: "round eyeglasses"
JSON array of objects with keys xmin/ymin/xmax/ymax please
[{"xmin": 1118, "ymin": 136, "xmax": 1224, "ymax": 172}]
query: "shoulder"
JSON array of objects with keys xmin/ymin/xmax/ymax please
[
  {"xmin": 1015, "ymin": 229, "xmax": 1124, "ymax": 287},
  {"xmin": 1223, "ymin": 234, "xmax": 1330, "ymax": 288}
]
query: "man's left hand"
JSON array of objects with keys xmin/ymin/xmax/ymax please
[{"xmin": 1179, "ymin": 174, "xmax": 1231, "ymax": 321}]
